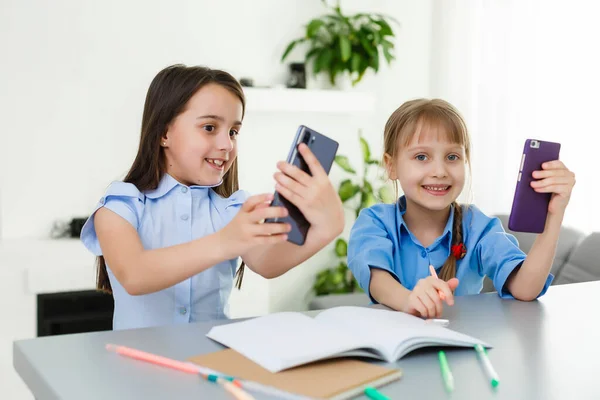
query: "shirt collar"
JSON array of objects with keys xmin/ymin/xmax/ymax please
[
  {"xmin": 396, "ymin": 195, "xmax": 455, "ymax": 247},
  {"xmin": 144, "ymin": 174, "xmax": 222, "ymax": 199}
]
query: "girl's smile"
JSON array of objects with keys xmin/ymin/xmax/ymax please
[
  {"xmin": 422, "ymin": 184, "xmax": 452, "ymax": 197},
  {"xmin": 205, "ymin": 157, "xmax": 227, "ymax": 171}
]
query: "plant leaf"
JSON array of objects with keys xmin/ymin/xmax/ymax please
[
  {"xmin": 361, "ymin": 191, "xmax": 378, "ymax": 210},
  {"xmin": 306, "ymin": 19, "xmax": 325, "ymax": 38},
  {"xmin": 382, "ymin": 46, "xmax": 394, "ymax": 64},
  {"xmin": 367, "ymin": 159, "xmax": 381, "ymax": 165},
  {"xmin": 372, "ymin": 30, "xmax": 381, "ymax": 45},
  {"xmin": 332, "ymin": 269, "xmax": 344, "ymax": 285},
  {"xmin": 370, "ymin": 51, "xmax": 380, "ymax": 72},
  {"xmin": 382, "ymin": 38, "xmax": 395, "ymax": 48},
  {"xmin": 381, "ymin": 39, "xmax": 395, "ymax": 64},
  {"xmin": 334, "ymin": 155, "xmax": 356, "ymax": 173},
  {"xmin": 353, "ymin": 63, "xmax": 368, "ymax": 85},
  {"xmin": 329, "ymin": 58, "xmax": 346, "ymax": 85},
  {"xmin": 313, "ymin": 49, "xmax": 333, "ymax": 74},
  {"xmin": 359, "ymin": 136, "xmax": 371, "ymax": 163},
  {"xmin": 374, "ymin": 13, "xmax": 401, "ymax": 28},
  {"xmin": 363, "ymin": 180, "xmax": 373, "ymax": 195},
  {"xmin": 374, "ymin": 19, "xmax": 393, "ymax": 36},
  {"xmin": 334, "ymin": 238, "xmax": 348, "ymax": 257},
  {"xmin": 338, "ymin": 179, "xmax": 360, "ymax": 202},
  {"xmin": 378, "ymin": 185, "xmax": 396, "ymax": 204},
  {"xmin": 350, "ymin": 52, "xmax": 361, "ymax": 73},
  {"xmin": 339, "ymin": 36, "xmax": 351, "ymax": 62},
  {"xmin": 359, "ymin": 34, "xmax": 376, "ymax": 57},
  {"xmin": 305, "ymin": 47, "xmax": 321, "ymax": 62},
  {"xmin": 281, "ymin": 39, "xmax": 301, "ymax": 62}
]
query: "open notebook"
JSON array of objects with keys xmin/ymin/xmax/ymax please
[{"xmin": 206, "ymin": 306, "xmax": 490, "ymax": 373}]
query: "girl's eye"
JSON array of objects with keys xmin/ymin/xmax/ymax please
[
  {"xmin": 229, "ymin": 129, "xmax": 239, "ymax": 137},
  {"xmin": 415, "ymin": 154, "xmax": 428, "ymax": 161},
  {"xmin": 447, "ymin": 154, "xmax": 460, "ymax": 161},
  {"xmin": 203, "ymin": 125, "xmax": 215, "ymax": 132}
]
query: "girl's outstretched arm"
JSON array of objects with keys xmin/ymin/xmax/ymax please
[
  {"xmin": 506, "ymin": 160, "xmax": 576, "ymax": 300},
  {"xmin": 241, "ymin": 143, "xmax": 345, "ymax": 278},
  {"xmin": 95, "ymin": 193, "xmax": 290, "ymax": 295},
  {"xmin": 239, "ymin": 220, "xmax": 342, "ymax": 279},
  {"xmin": 370, "ymin": 268, "xmax": 457, "ymax": 318}
]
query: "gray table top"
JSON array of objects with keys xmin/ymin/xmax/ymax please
[{"xmin": 13, "ymin": 281, "xmax": 600, "ymax": 400}]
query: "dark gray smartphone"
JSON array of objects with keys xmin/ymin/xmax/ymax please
[
  {"xmin": 265, "ymin": 125, "xmax": 339, "ymax": 245},
  {"xmin": 508, "ymin": 139, "xmax": 561, "ymax": 233}
]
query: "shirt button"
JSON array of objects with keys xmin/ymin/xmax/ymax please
[
  {"xmin": 421, "ymin": 250, "xmax": 427, "ymax": 258},
  {"xmin": 181, "ymin": 186, "xmax": 188, "ymax": 193},
  {"xmin": 181, "ymin": 214, "xmax": 189, "ymax": 221},
  {"xmin": 179, "ymin": 307, "xmax": 187, "ymax": 315}
]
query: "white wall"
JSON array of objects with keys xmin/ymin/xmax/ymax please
[
  {"xmin": 430, "ymin": 0, "xmax": 600, "ymax": 232},
  {"xmin": 0, "ymin": 1, "xmax": 433, "ymax": 398},
  {"xmin": 0, "ymin": 0, "xmax": 434, "ymax": 314},
  {"xmin": 254, "ymin": 0, "xmax": 435, "ymax": 314}
]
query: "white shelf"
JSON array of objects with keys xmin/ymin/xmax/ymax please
[{"xmin": 243, "ymin": 87, "xmax": 376, "ymax": 114}]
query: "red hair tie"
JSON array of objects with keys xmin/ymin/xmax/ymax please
[{"xmin": 451, "ymin": 243, "xmax": 467, "ymax": 260}]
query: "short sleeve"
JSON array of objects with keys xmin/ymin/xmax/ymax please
[
  {"xmin": 348, "ymin": 207, "xmax": 398, "ymax": 303},
  {"xmin": 477, "ymin": 217, "xmax": 553, "ymax": 299},
  {"xmin": 209, "ymin": 189, "xmax": 251, "ymax": 229},
  {"xmin": 80, "ymin": 182, "xmax": 145, "ymax": 256}
]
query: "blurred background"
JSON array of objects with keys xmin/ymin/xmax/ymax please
[{"xmin": 1, "ymin": 0, "xmax": 598, "ymax": 397}]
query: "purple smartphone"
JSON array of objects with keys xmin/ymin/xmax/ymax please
[{"xmin": 508, "ymin": 139, "xmax": 561, "ymax": 233}]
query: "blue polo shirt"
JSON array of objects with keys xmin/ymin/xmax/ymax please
[{"xmin": 348, "ymin": 197, "xmax": 553, "ymax": 301}]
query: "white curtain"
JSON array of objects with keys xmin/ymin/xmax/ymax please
[{"xmin": 431, "ymin": 0, "xmax": 600, "ymax": 233}]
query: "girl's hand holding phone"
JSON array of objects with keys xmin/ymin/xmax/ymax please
[
  {"xmin": 530, "ymin": 160, "xmax": 576, "ymax": 215},
  {"xmin": 219, "ymin": 194, "xmax": 291, "ymax": 258},
  {"xmin": 274, "ymin": 144, "xmax": 344, "ymax": 242}
]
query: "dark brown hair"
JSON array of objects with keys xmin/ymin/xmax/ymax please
[
  {"xmin": 96, "ymin": 64, "xmax": 247, "ymax": 293},
  {"xmin": 383, "ymin": 99, "xmax": 471, "ymax": 281}
]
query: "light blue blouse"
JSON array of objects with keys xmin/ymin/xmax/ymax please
[
  {"xmin": 80, "ymin": 173, "xmax": 249, "ymax": 330},
  {"xmin": 348, "ymin": 196, "xmax": 553, "ymax": 301}
]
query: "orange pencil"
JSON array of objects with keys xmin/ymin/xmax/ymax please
[{"xmin": 429, "ymin": 265, "xmax": 446, "ymax": 301}]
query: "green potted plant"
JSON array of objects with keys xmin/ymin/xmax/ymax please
[
  {"xmin": 281, "ymin": 0, "xmax": 399, "ymax": 87},
  {"xmin": 313, "ymin": 132, "xmax": 395, "ymax": 296}
]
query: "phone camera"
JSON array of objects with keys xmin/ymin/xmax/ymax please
[
  {"xmin": 302, "ymin": 134, "xmax": 311, "ymax": 144},
  {"xmin": 530, "ymin": 140, "xmax": 540, "ymax": 149}
]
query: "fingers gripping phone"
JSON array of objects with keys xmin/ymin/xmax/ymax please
[
  {"xmin": 508, "ymin": 139, "xmax": 561, "ymax": 233},
  {"xmin": 265, "ymin": 125, "xmax": 339, "ymax": 245}
]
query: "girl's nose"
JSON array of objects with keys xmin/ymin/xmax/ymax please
[
  {"xmin": 216, "ymin": 130, "xmax": 234, "ymax": 152},
  {"xmin": 432, "ymin": 161, "xmax": 448, "ymax": 178}
]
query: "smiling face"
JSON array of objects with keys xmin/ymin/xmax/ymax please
[
  {"xmin": 161, "ymin": 83, "xmax": 243, "ymax": 186},
  {"xmin": 387, "ymin": 120, "xmax": 467, "ymax": 212},
  {"xmin": 383, "ymin": 99, "xmax": 471, "ymax": 213}
]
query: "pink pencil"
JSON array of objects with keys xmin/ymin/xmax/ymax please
[
  {"xmin": 429, "ymin": 265, "xmax": 447, "ymax": 301},
  {"xmin": 106, "ymin": 344, "xmax": 255, "ymax": 400},
  {"xmin": 106, "ymin": 344, "xmax": 200, "ymax": 374}
]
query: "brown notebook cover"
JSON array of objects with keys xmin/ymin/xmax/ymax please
[{"xmin": 188, "ymin": 349, "xmax": 402, "ymax": 400}]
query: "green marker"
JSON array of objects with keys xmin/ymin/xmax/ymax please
[
  {"xmin": 438, "ymin": 350, "xmax": 454, "ymax": 393},
  {"xmin": 364, "ymin": 386, "xmax": 390, "ymax": 400},
  {"xmin": 475, "ymin": 344, "xmax": 500, "ymax": 388}
]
